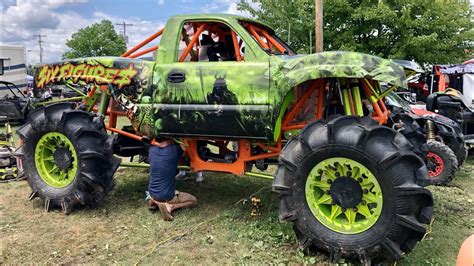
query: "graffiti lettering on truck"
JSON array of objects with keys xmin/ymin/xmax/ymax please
[{"xmin": 35, "ymin": 63, "xmax": 139, "ymax": 89}]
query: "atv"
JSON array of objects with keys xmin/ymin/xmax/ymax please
[
  {"xmin": 426, "ymin": 88, "xmax": 474, "ymax": 150},
  {"xmin": 385, "ymin": 91, "xmax": 466, "ymax": 184},
  {"xmin": 386, "ymin": 60, "xmax": 468, "ymax": 185},
  {"xmin": 0, "ymin": 81, "xmax": 29, "ymax": 124},
  {"xmin": 19, "ymin": 14, "xmax": 433, "ymax": 264}
]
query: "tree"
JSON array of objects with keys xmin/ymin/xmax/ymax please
[
  {"xmin": 63, "ymin": 20, "xmax": 126, "ymax": 59},
  {"xmin": 238, "ymin": 0, "xmax": 473, "ymax": 65}
]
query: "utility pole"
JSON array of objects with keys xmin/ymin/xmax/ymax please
[
  {"xmin": 33, "ymin": 34, "xmax": 46, "ymax": 63},
  {"xmin": 287, "ymin": 22, "xmax": 291, "ymax": 45},
  {"xmin": 309, "ymin": 30, "xmax": 313, "ymax": 54},
  {"xmin": 116, "ymin": 21, "xmax": 133, "ymax": 45},
  {"xmin": 315, "ymin": 0, "xmax": 323, "ymax": 52}
]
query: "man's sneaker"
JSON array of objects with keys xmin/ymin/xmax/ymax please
[
  {"xmin": 175, "ymin": 170, "xmax": 187, "ymax": 180},
  {"xmin": 196, "ymin": 171, "xmax": 204, "ymax": 183}
]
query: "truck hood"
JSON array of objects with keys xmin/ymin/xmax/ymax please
[{"xmin": 273, "ymin": 51, "xmax": 407, "ymax": 89}]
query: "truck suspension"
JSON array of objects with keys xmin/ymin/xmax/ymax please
[{"xmin": 426, "ymin": 120, "xmax": 436, "ymax": 141}]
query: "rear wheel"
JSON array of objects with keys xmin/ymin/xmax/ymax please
[
  {"xmin": 273, "ymin": 116, "xmax": 433, "ymax": 263},
  {"xmin": 17, "ymin": 103, "xmax": 120, "ymax": 214},
  {"xmin": 426, "ymin": 141, "xmax": 458, "ymax": 185}
]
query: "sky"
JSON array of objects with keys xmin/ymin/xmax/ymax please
[
  {"xmin": 1, "ymin": 0, "xmax": 473, "ymax": 64},
  {"xmin": 0, "ymin": 0, "xmax": 248, "ymax": 64}
]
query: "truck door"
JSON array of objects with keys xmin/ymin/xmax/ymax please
[{"xmin": 155, "ymin": 21, "xmax": 270, "ymax": 140}]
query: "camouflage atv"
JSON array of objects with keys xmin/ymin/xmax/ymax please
[{"xmin": 19, "ymin": 14, "xmax": 433, "ymax": 264}]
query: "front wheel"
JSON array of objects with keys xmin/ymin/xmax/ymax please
[
  {"xmin": 17, "ymin": 103, "xmax": 120, "ymax": 214},
  {"xmin": 273, "ymin": 116, "xmax": 433, "ymax": 263},
  {"xmin": 426, "ymin": 141, "xmax": 458, "ymax": 185}
]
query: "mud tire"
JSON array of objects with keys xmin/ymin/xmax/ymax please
[
  {"xmin": 445, "ymin": 140, "xmax": 467, "ymax": 168},
  {"xmin": 273, "ymin": 116, "xmax": 433, "ymax": 263},
  {"xmin": 17, "ymin": 103, "xmax": 120, "ymax": 214},
  {"xmin": 426, "ymin": 141, "xmax": 458, "ymax": 185}
]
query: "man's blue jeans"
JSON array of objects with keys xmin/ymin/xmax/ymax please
[{"xmin": 148, "ymin": 144, "xmax": 183, "ymax": 201}]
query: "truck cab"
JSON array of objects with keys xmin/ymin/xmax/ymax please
[{"xmin": 144, "ymin": 14, "xmax": 296, "ymax": 140}]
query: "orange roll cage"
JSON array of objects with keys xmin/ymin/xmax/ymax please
[
  {"xmin": 360, "ymin": 79, "xmax": 389, "ymax": 124},
  {"xmin": 246, "ymin": 24, "xmax": 269, "ymax": 49},
  {"xmin": 179, "ymin": 24, "xmax": 206, "ymax": 62},
  {"xmin": 121, "ymin": 28, "xmax": 163, "ymax": 57}
]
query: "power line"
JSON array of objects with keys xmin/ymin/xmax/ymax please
[{"xmin": 33, "ymin": 34, "xmax": 46, "ymax": 63}]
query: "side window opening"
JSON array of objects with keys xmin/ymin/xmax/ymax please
[{"xmin": 177, "ymin": 22, "xmax": 246, "ymax": 62}]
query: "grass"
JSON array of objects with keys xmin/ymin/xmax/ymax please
[
  {"xmin": 1, "ymin": 156, "xmax": 473, "ymax": 264},
  {"xmin": 1, "ymin": 120, "xmax": 473, "ymax": 263}
]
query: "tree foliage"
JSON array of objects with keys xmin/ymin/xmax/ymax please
[
  {"xmin": 63, "ymin": 20, "xmax": 126, "ymax": 59},
  {"xmin": 238, "ymin": 0, "xmax": 473, "ymax": 65}
]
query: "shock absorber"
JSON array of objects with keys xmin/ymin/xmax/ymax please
[{"xmin": 425, "ymin": 120, "xmax": 436, "ymax": 141}]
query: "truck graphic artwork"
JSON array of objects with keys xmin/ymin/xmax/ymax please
[{"xmin": 35, "ymin": 62, "xmax": 139, "ymax": 89}]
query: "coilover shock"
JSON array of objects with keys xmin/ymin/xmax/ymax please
[{"xmin": 425, "ymin": 120, "xmax": 436, "ymax": 141}]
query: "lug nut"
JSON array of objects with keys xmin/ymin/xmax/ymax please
[
  {"xmin": 342, "ymin": 208, "xmax": 346, "ymax": 212},
  {"xmin": 347, "ymin": 171, "xmax": 352, "ymax": 177},
  {"xmin": 325, "ymin": 190, "xmax": 330, "ymax": 195},
  {"xmin": 335, "ymin": 172, "xmax": 340, "ymax": 177},
  {"xmin": 363, "ymin": 189, "xmax": 368, "ymax": 194},
  {"xmin": 327, "ymin": 179, "xmax": 333, "ymax": 184},
  {"xmin": 357, "ymin": 178, "xmax": 363, "ymax": 183},
  {"xmin": 353, "ymin": 208, "xmax": 358, "ymax": 212},
  {"xmin": 331, "ymin": 200, "xmax": 336, "ymax": 205},
  {"xmin": 361, "ymin": 200, "xmax": 366, "ymax": 205}
]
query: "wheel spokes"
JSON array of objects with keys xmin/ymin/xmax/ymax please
[
  {"xmin": 362, "ymin": 192, "xmax": 381, "ymax": 203},
  {"xmin": 316, "ymin": 194, "xmax": 332, "ymax": 205},
  {"xmin": 329, "ymin": 205, "xmax": 342, "ymax": 220},
  {"xmin": 35, "ymin": 132, "xmax": 78, "ymax": 188},
  {"xmin": 306, "ymin": 157, "xmax": 384, "ymax": 234},
  {"xmin": 311, "ymin": 180, "xmax": 331, "ymax": 189},
  {"xmin": 358, "ymin": 204, "xmax": 372, "ymax": 218},
  {"xmin": 344, "ymin": 209, "xmax": 357, "ymax": 224}
]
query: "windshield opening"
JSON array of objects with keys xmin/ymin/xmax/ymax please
[
  {"xmin": 385, "ymin": 92, "xmax": 411, "ymax": 112},
  {"xmin": 239, "ymin": 21, "xmax": 296, "ymax": 56}
]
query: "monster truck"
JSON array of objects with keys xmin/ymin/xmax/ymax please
[{"xmin": 19, "ymin": 14, "xmax": 433, "ymax": 263}]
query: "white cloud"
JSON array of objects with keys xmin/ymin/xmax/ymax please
[
  {"xmin": 1, "ymin": 0, "xmax": 165, "ymax": 64},
  {"xmin": 158, "ymin": 0, "xmax": 165, "ymax": 5},
  {"xmin": 223, "ymin": 0, "xmax": 256, "ymax": 17},
  {"xmin": 43, "ymin": 0, "xmax": 88, "ymax": 8},
  {"xmin": 1, "ymin": 1, "xmax": 60, "ymax": 32}
]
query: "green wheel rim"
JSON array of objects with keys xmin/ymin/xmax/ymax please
[
  {"xmin": 34, "ymin": 132, "xmax": 78, "ymax": 188},
  {"xmin": 305, "ymin": 157, "xmax": 383, "ymax": 234}
]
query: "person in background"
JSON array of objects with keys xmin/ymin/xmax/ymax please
[{"xmin": 146, "ymin": 138, "xmax": 197, "ymax": 221}]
